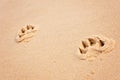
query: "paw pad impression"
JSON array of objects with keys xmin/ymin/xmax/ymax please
[
  {"xmin": 78, "ymin": 35, "xmax": 115, "ymax": 60},
  {"xmin": 16, "ymin": 25, "xmax": 38, "ymax": 43}
]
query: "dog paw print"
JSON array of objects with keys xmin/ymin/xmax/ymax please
[
  {"xmin": 78, "ymin": 35, "xmax": 115, "ymax": 60},
  {"xmin": 16, "ymin": 25, "xmax": 38, "ymax": 43}
]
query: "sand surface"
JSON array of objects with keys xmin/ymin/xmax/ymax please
[{"xmin": 0, "ymin": 0, "xmax": 120, "ymax": 80}]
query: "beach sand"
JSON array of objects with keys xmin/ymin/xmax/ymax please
[{"xmin": 0, "ymin": 0, "xmax": 120, "ymax": 80}]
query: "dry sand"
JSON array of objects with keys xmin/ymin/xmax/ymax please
[{"xmin": 0, "ymin": 0, "xmax": 120, "ymax": 80}]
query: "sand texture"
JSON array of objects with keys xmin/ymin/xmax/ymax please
[
  {"xmin": 0, "ymin": 0, "xmax": 120, "ymax": 80},
  {"xmin": 16, "ymin": 25, "xmax": 39, "ymax": 43},
  {"xmin": 78, "ymin": 35, "xmax": 115, "ymax": 61}
]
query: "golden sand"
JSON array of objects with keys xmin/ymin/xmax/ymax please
[{"xmin": 0, "ymin": 0, "xmax": 120, "ymax": 80}]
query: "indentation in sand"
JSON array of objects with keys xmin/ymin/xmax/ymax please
[
  {"xmin": 16, "ymin": 25, "xmax": 38, "ymax": 43},
  {"xmin": 78, "ymin": 35, "xmax": 115, "ymax": 61}
]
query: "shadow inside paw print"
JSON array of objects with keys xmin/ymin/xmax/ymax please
[
  {"xmin": 78, "ymin": 35, "xmax": 115, "ymax": 61},
  {"xmin": 16, "ymin": 25, "xmax": 38, "ymax": 43},
  {"xmin": 79, "ymin": 37, "xmax": 106, "ymax": 54}
]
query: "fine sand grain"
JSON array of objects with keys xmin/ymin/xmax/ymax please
[
  {"xmin": 0, "ymin": 0, "xmax": 120, "ymax": 80},
  {"xmin": 16, "ymin": 25, "xmax": 39, "ymax": 43},
  {"xmin": 78, "ymin": 35, "xmax": 115, "ymax": 61}
]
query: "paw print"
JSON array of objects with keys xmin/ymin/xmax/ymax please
[
  {"xmin": 78, "ymin": 35, "xmax": 115, "ymax": 60},
  {"xmin": 16, "ymin": 25, "xmax": 38, "ymax": 43}
]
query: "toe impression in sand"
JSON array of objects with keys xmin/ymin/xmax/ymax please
[
  {"xmin": 16, "ymin": 25, "xmax": 39, "ymax": 43},
  {"xmin": 78, "ymin": 35, "xmax": 115, "ymax": 61}
]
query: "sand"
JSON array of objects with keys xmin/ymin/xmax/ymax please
[
  {"xmin": 78, "ymin": 35, "xmax": 115, "ymax": 61},
  {"xmin": 0, "ymin": 0, "xmax": 120, "ymax": 80}
]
